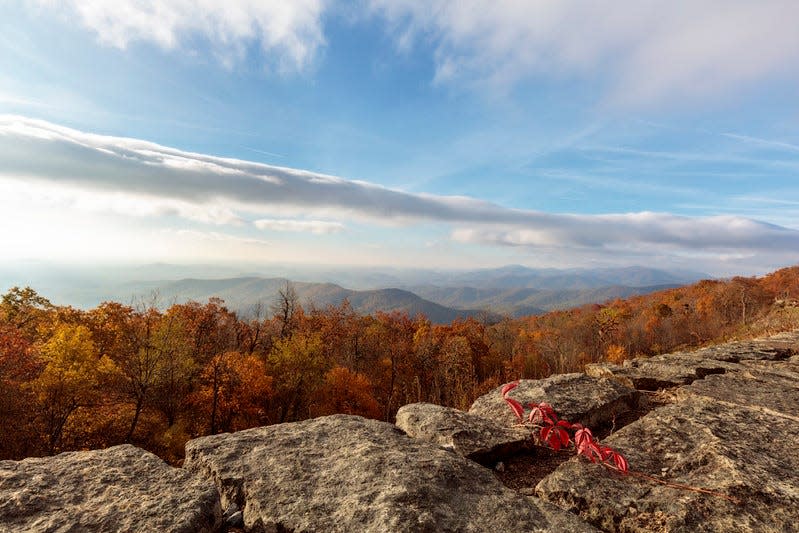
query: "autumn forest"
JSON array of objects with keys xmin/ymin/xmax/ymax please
[{"xmin": 2, "ymin": 266, "xmax": 799, "ymax": 464}]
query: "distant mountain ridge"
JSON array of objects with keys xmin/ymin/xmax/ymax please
[
  {"xmin": 117, "ymin": 276, "xmax": 687, "ymax": 322},
  {"xmin": 401, "ymin": 265, "xmax": 705, "ymax": 290},
  {"xmin": 0, "ymin": 264, "xmax": 709, "ymax": 322},
  {"xmin": 409, "ymin": 284, "xmax": 681, "ymax": 317},
  {"xmin": 116, "ymin": 277, "xmax": 494, "ymax": 324}
]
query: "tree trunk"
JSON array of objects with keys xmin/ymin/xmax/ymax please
[
  {"xmin": 210, "ymin": 370, "xmax": 220, "ymax": 434},
  {"xmin": 126, "ymin": 391, "xmax": 145, "ymax": 442}
]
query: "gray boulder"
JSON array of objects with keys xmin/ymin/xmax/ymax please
[
  {"xmin": 184, "ymin": 414, "xmax": 597, "ymax": 533},
  {"xmin": 395, "ymin": 402, "xmax": 531, "ymax": 464},
  {"xmin": 0, "ymin": 444, "xmax": 221, "ymax": 533},
  {"xmin": 469, "ymin": 373, "xmax": 641, "ymax": 429},
  {"xmin": 536, "ymin": 397, "xmax": 799, "ymax": 532}
]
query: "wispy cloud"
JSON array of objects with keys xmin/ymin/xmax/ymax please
[
  {"xmin": 34, "ymin": 0, "xmax": 328, "ymax": 72},
  {"xmin": 579, "ymin": 144, "xmax": 799, "ymax": 174},
  {"xmin": 254, "ymin": 219, "xmax": 344, "ymax": 234},
  {"xmin": 369, "ymin": 1, "xmax": 799, "ymax": 107},
  {"xmin": 2, "ymin": 115, "xmax": 799, "ymax": 258},
  {"xmin": 536, "ymin": 169, "xmax": 699, "ymax": 197},
  {"xmin": 0, "ymin": 92, "xmax": 53, "ymax": 108},
  {"xmin": 723, "ymin": 133, "xmax": 799, "ymax": 154}
]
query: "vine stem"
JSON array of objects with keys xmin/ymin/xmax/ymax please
[{"xmin": 602, "ymin": 463, "xmax": 742, "ymax": 504}]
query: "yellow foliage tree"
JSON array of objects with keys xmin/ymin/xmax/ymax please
[
  {"xmin": 28, "ymin": 323, "xmax": 117, "ymax": 453},
  {"xmin": 605, "ymin": 343, "xmax": 628, "ymax": 364},
  {"xmin": 268, "ymin": 332, "xmax": 329, "ymax": 423}
]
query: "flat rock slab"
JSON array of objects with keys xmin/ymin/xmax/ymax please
[
  {"xmin": 536, "ymin": 397, "xmax": 799, "ymax": 532},
  {"xmin": 688, "ymin": 331, "xmax": 799, "ymax": 363},
  {"xmin": 0, "ymin": 444, "xmax": 221, "ymax": 533},
  {"xmin": 184, "ymin": 414, "xmax": 598, "ymax": 533},
  {"xmin": 586, "ymin": 333, "xmax": 799, "ymax": 391},
  {"xmin": 740, "ymin": 356, "xmax": 799, "ymax": 379},
  {"xmin": 469, "ymin": 374, "xmax": 641, "ymax": 429},
  {"xmin": 684, "ymin": 342, "xmax": 795, "ymax": 363},
  {"xmin": 395, "ymin": 402, "xmax": 531, "ymax": 464},
  {"xmin": 677, "ymin": 368, "xmax": 799, "ymax": 419},
  {"xmin": 586, "ymin": 356, "xmax": 740, "ymax": 390}
]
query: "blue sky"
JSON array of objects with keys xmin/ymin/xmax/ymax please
[{"xmin": 2, "ymin": 1, "xmax": 799, "ymax": 275}]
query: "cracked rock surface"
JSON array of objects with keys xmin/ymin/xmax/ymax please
[
  {"xmin": 536, "ymin": 333, "xmax": 799, "ymax": 533},
  {"xmin": 184, "ymin": 414, "xmax": 597, "ymax": 533},
  {"xmin": 395, "ymin": 402, "xmax": 531, "ymax": 464},
  {"xmin": 0, "ymin": 444, "xmax": 221, "ymax": 533}
]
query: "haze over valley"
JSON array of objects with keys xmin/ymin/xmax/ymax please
[{"xmin": 0, "ymin": 262, "xmax": 706, "ymax": 322}]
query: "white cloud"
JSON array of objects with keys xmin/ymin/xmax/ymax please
[
  {"xmin": 254, "ymin": 219, "xmax": 345, "ymax": 234},
  {"xmin": 2, "ymin": 115, "xmax": 799, "ymax": 261},
  {"xmin": 369, "ymin": 0, "xmax": 799, "ymax": 107},
  {"xmin": 34, "ymin": 0, "xmax": 328, "ymax": 71},
  {"xmin": 451, "ymin": 213, "xmax": 799, "ymax": 252},
  {"xmin": 0, "ymin": 177, "xmax": 244, "ymax": 226}
]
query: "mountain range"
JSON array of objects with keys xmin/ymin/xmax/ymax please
[{"xmin": 0, "ymin": 263, "xmax": 708, "ymax": 323}]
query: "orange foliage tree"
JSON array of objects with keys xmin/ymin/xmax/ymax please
[{"xmin": 3, "ymin": 264, "xmax": 799, "ymax": 463}]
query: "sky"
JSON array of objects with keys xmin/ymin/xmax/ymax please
[{"xmin": 2, "ymin": 1, "xmax": 799, "ymax": 276}]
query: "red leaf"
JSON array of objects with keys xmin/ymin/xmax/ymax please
[
  {"xmin": 612, "ymin": 452, "xmax": 629, "ymax": 474},
  {"xmin": 538, "ymin": 402, "xmax": 557, "ymax": 422},
  {"xmin": 549, "ymin": 428, "xmax": 564, "ymax": 451},
  {"xmin": 529, "ymin": 402, "xmax": 558, "ymax": 425},
  {"xmin": 599, "ymin": 446, "xmax": 615, "ymax": 461},
  {"xmin": 539, "ymin": 425, "xmax": 569, "ymax": 451},
  {"xmin": 548, "ymin": 427, "xmax": 568, "ymax": 449},
  {"xmin": 505, "ymin": 397, "xmax": 525, "ymax": 421},
  {"xmin": 501, "ymin": 381, "xmax": 519, "ymax": 397},
  {"xmin": 574, "ymin": 427, "xmax": 594, "ymax": 449},
  {"xmin": 576, "ymin": 437, "xmax": 601, "ymax": 462},
  {"xmin": 559, "ymin": 427, "xmax": 570, "ymax": 447}
]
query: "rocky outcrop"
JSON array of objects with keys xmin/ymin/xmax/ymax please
[
  {"xmin": 586, "ymin": 334, "xmax": 799, "ymax": 390},
  {"xmin": 183, "ymin": 414, "xmax": 597, "ymax": 533},
  {"xmin": 395, "ymin": 402, "xmax": 531, "ymax": 464},
  {"xmin": 535, "ymin": 332, "xmax": 799, "ymax": 532},
  {"xmin": 2, "ymin": 331, "xmax": 797, "ymax": 532},
  {"xmin": 677, "ymin": 365, "xmax": 799, "ymax": 418},
  {"xmin": 536, "ymin": 396, "xmax": 799, "ymax": 532},
  {"xmin": 0, "ymin": 444, "xmax": 221, "ymax": 533},
  {"xmin": 585, "ymin": 355, "xmax": 739, "ymax": 390},
  {"xmin": 469, "ymin": 373, "xmax": 642, "ymax": 429}
]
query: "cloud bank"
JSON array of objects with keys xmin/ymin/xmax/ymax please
[
  {"xmin": 2, "ymin": 115, "xmax": 798, "ymax": 257},
  {"xmin": 36, "ymin": 0, "xmax": 327, "ymax": 71},
  {"xmin": 369, "ymin": 0, "xmax": 799, "ymax": 106}
]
